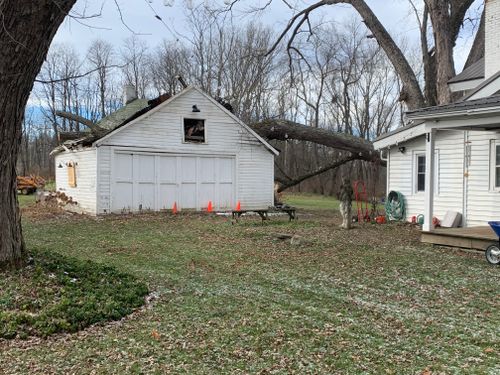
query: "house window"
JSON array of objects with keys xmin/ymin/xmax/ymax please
[
  {"xmin": 416, "ymin": 154, "xmax": 426, "ymax": 192},
  {"xmin": 490, "ymin": 141, "xmax": 500, "ymax": 189},
  {"xmin": 183, "ymin": 119, "xmax": 205, "ymax": 143}
]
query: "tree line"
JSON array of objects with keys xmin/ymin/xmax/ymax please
[{"xmin": 23, "ymin": 9, "xmax": 401, "ymax": 196}]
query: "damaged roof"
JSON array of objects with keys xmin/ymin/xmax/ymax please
[
  {"xmin": 51, "ymin": 93, "xmax": 171, "ymax": 154},
  {"xmin": 97, "ymin": 99, "xmax": 150, "ymax": 130}
]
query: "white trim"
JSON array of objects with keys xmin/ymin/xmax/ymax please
[
  {"xmin": 373, "ymin": 123, "xmax": 426, "ymax": 150},
  {"xmin": 94, "ymin": 86, "xmax": 279, "ymax": 156},
  {"xmin": 423, "ymin": 130, "xmax": 436, "ymax": 232},
  {"xmin": 467, "ymin": 76, "xmax": 500, "ymax": 101},
  {"xmin": 375, "ymin": 114, "xmax": 500, "ymax": 150},
  {"xmin": 448, "ymin": 78, "xmax": 484, "ymax": 93},
  {"xmin": 412, "ymin": 149, "xmax": 439, "ymax": 195},
  {"xmin": 489, "ymin": 139, "xmax": 500, "ymax": 192},
  {"xmin": 413, "ymin": 152, "xmax": 426, "ymax": 195}
]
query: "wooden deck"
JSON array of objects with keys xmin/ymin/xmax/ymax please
[{"xmin": 421, "ymin": 226, "xmax": 497, "ymax": 251}]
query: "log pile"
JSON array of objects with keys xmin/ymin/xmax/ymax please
[{"xmin": 17, "ymin": 175, "xmax": 45, "ymax": 195}]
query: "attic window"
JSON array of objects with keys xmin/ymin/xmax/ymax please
[{"xmin": 184, "ymin": 119, "xmax": 205, "ymax": 143}]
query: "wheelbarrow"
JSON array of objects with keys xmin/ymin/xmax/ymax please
[{"xmin": 486, "ymin": 221, "xmax": 500, "ymax": 265}]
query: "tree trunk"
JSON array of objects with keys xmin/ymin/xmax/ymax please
[
  {"xmin": 427, "ymin": 0, "xmax": 455, "ymax": 104},
  {"xmin": 0, "ymin": 0, "xmax": 76, "ymax": 270}
]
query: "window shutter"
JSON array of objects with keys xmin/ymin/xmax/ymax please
[{"xmin": 67, "ymin": 161, "xmax": 77, "ymax": 187}]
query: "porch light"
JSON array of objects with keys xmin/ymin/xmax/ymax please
[
  {"xmin": 398, "ymin": 146, "xmax": 406, "ymax": 154},
  {"xmin": 192, "ymin": 105, "xmax": 200, "ymax": 113},
  {"xmin": 58, "ymin": 163, "xmax": 63, "ymax": 168}
]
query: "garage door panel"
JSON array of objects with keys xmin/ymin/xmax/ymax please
[
  {"xmin": 159, "ymin": 156, "xmax": 177, "ymax": 183},
  {"xmin": 180, "ymin": 183, "xmax": 196, "ymax": 208},
  {"xmin": 113, "ymin": 182, "xmax": 133, "ymax": 211},
  {"xmin": 137, "ymin": 183, "xmax": 155, "ymax": 210},
  {"xmin": 219, "ymin": 183, "xmax": 233, "ymax": 209},
  {"xmin": 159, "ymin": 184, "xmax": 177, "ymax": 210},
  {"xmin": 137, "ymin": 155, "xmax": 155, "ymax": 182},
  {"xmin": 115, "ymin": 153, "xmax": 133, "ymax": 181},
  {"xmin": 199, "ymin": 183, "xmax": 216, "ymax": 208},
  {"xmin": 200, "ymin": 158, "xmax": 215, "ymax": 183},
  {"xmin": 181, "ymin": 157, "xmax": 196, "ymax": 182}
]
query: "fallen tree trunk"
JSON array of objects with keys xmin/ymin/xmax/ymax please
[
  {"xmin": 275, "ymin": 155, "xmax": 360, "ymax": 193},
  {"xmin": 55, "ymin": 111, "xmax": 106, "ymax": 136},
  {"xmin": 251, "ymin": 119, "xmax": 379, "ymax": 162}
]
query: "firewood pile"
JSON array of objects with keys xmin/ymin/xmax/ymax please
[
  {"xmin": 37, "ymin": 191, "xmax": 77, "ymax": 207},
  {"xmin": 17, "ymin": 175, "xmax": 45, "ymax": 195}
]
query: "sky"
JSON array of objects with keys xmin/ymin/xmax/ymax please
[{"xmin": 53, "ymin": 0, "xmax": 483, "ymax": 72}]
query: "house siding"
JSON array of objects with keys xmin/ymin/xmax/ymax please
[
  {"xmin": 96, "ymin": 88, "xmax": 274, "ymax": 212},
  {"xmin": 466, "ymin": 130, "xmax": 500, "ymax": 226},
  {"xmin": 55, "ymin": 148, "xmax": 97, "ymax": 215},
  {"xmin": 388, "ymin": 131, "xmax": 465, "ymax": 222}
]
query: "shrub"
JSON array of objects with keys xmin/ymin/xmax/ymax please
[{"xmin": 0, "ymin": 250, "xmax": 148, "ymax": 339}]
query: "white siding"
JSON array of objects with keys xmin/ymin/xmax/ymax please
[
  {"xmin": 55, "ymin": 149, "xmax": 97, "ymax": 215},
  {"xmin": 433, "ymin": 131, "xmax": 464, "ymax": 220},
  {"xmin": 388, "ymin": 131, "xmax": 464, "ymax": 222},
  {"xmin": 97, "ymin": 146, "xmax": 112, "ymax": 214},
  {"xmin": 466, "ymin": 131, "xmax": 500, "ymax": 226},
  {"xmin": 97, "ymin": 88, "xmax": 274, "ymax": 212},
  {"xmin": 388, "ymin": 137, "xmax": 425, "ymax": 220}
]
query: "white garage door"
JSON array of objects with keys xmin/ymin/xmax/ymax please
[{"xmin": 112, "ymin": 152, "xmax": 235, "ymax": 212}]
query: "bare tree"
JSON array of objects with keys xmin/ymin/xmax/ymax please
[
  {"xmin": 87, "ymin": 39, "xmax": 115, "ymax": 117},
  {"xmin": 121, "ymin": 35, "xmax": 151, "ymax": 98}
]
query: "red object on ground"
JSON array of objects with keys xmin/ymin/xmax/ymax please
[
  {"xmin": 207, "ymin": 201, "xmax": 213, "ymax": 212},
  {"xmin": 411, "ymin": 216, "xmax": 417, "ymax": 224},
  {"xmin": 432, "ymin": 216, "xmax": 440, "ymax": 227},
  {"xmin": 353, "ymin": 180, "xmax": 369, "ymax": 223},
  {"xmin": 172, "ymin": 202, "xmax": 177, "ymax": 214},
  {"xmin": 376, "ymin": 215, "xmax": 386, "ymax": 224},
  {"xmin": 235, "ymin": 201, "xmax": 241, "ymax": 211}
]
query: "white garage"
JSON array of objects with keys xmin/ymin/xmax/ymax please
[{"xmin": 52, "ymin": 86, "xmax": 278, "ymax": 215}]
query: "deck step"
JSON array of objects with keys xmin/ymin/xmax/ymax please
[{"xmin": 421, "ymin": 226, "xmax": 496, "ymax": 251}]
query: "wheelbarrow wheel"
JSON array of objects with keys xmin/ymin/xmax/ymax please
[{"xmin": 485, "ymin": 244, "xmax": 500, "ymax": 265}]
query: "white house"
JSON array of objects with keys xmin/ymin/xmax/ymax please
[
  {"xmin": 374, "ymin": 0, "xmax": 500, "ymax": 232},
  {"xmin": 52, "ymin": 86, "xmax": 278, "ymax": 215}
]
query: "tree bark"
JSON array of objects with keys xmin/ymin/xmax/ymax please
[
  {"xmin": 0, "ymin": 0, "xmax": 76, "ymax": 270},
  {"xmin": 252, "ymin": 119, "xmax": 379, "ymax": 162}
]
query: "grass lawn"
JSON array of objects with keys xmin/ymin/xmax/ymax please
[{"xmin": 1, "ymin": 195, "xmax": 499, "ymax": 374}]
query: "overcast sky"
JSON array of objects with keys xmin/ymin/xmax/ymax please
[{"xmin": 54, "ymin": 0, "xmax": 482, "ymax": 72}]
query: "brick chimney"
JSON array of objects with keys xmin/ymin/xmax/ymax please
[{"xmin": 485, "ymin": 0, "xmax": 500, "ymax": 78}]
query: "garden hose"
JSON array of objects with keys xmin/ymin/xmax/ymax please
[{"xmin": 385, "ymin": 191, "xmax": 406, "ymax": 221}]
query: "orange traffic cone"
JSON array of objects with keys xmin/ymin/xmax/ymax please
[
  {"xmin": 172, "ymin": 202, "xmax": 177, "ymax": 214},
  {"xmin": 235, "ymin": 201, "xmax": 241, "ymax": 211},
  {"xmin": 207, "ymin": 201, "xmax": 213, "ymax": 213}
]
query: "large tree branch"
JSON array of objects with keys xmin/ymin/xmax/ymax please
[
  {"xmin": 268, "ymin": 0, "xmax": 425, "ymax": 109},
  {"xmin": 55, "ymin": 111, "xmax": 105, "ymax": 135},
  {"xmin": 251, "ymin": 119, "xmax": 379, "ymax": 161},
  {"xmin": 275, "ymin": 155, "xmax": 359, "ymax": 192}
]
